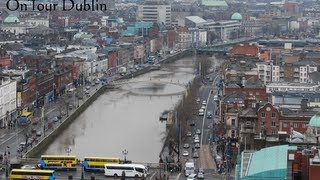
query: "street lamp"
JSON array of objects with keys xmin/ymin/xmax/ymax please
[{"xmin": 122, "ymin": 149, "xmax": 128, "ymax": 163}]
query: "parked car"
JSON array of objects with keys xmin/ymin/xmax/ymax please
[
  {"xmin": 202, "ymin": 100, "xmax": 206, "ymax": 105},
  {"xmin": 85, "ymin": 90, "xmax": 90, "ymax": 94},
  {"xmin": 197, "ymin": 169, "xmax": 204, "ymax": 179},
  {"xmin": 187, "ymin": 173, "xmax": 197, "ymax": 180},
  {"xmin": 86, "ymin": 86, "xmax": 90, "ymax": 90},
  {"xmin": 36, "ymin": 131, "xmax": 41, "ymax": 137},
  {"xmin": 183, "ymin": 143, "xmax": 190, "ymax": 149},
  {"xmin": 195, "ymin": 143, "xmax": 200, "ymax": 149},
  {"xmin": 196, "ymin": 129, "xmax": 201, "ymax": 135},
  {"xmin": 51, "ymin": 117, "xmax": 59, "ymax": 122},
  {"xmin": 186, "ymin": 131, "xmax": 192, "ymax": 137}
]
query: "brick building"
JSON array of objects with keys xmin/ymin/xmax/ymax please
[
  {"xmin": 257, "ymin": 103, "xmax": 280, "ymax": 136},
  {"xmin": 0, "ymin": 48, "xmax": 11, "ymax": 68}
]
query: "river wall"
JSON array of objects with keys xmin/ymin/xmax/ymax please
[{"xmin": 25, "ymin": 50, "xmax": 192, "ymax": 158}]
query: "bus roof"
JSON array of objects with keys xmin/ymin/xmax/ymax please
[
  {"xmin": 11, "ymin": 169, "xmax": 54, "ymax": 173},
  {"xmin": 84, "ymin": 156, "xmax": 120, "ymax": 160},
  {"xmin": 21, "ymin": 112, "xmax": 32, "ymax": 116},
  {"xmin": 41, "ymin": 155, "xmax": 76, "ymax": 158},
  {"xmin": 105, "ymin": 164, "xmax": 146, "ymax": 168}
]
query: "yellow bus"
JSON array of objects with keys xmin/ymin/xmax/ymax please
[
  {"xmin": 10, "ymin": 169, "xmax": 55, "ymax": 180},
  {"xmin": 83, "ymin": 157, "xmax": 120, "ymax": 172},
  {"xmin": 40, "ymin": 155, "xmax": 77, "ymax": 171}
]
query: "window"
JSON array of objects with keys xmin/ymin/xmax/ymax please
[
  {"xmin": 272, "ymin": 113, "xmax": 276, "ymax": 118},
  {"xmin": 272, "ymin": 121, "xmax": 276, "ymax": 126},
  {"xmin": 261, "ymin": 113, "xmax": 265, "ymax": 117},
  {"xmin": 302, "ymin": 124, "xmax": 306, "ymax": 128},
  {"xmin": 261, "ymin": 121, "xmax": 265, "ymax": 126},
  {"xmin": 282, "ymin": 122, "xmax": 288, "ymax": 128},
  {"xmin": 294, "ymin": 123, "xmax": 298, "ymax": 128},
  {"xmin": 232, "ymin": 119, "xmax": 235, "ymax": 126}
]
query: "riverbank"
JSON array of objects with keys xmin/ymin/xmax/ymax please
[{"xmin": 24, "ymin": 50, "xmax": 192, "ymax": 159}]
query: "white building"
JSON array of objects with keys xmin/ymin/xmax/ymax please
[
  {"xmin": 0, "ymin": 79, "xmax": 17, "ymax": 128},
  {"xmin": 256, "ymin": 62, "xmax": 281, "ymax": 84},
  {"xmin": 266, "ymin": 82, "xmax": 320, "ymax": 93},
  {"xmin": 137, "ymin": 0, "xmax": 171, "ymax": 25},
  {"xmin": 203, "ymin": 20, "xmax": 241, "ymax": 41},
  {"xmin": 189, "ymin": 28, "xmax": 207, "ymax": 47},
  {"xmin": 294, "ymin": 61, "xmax": 318, "ymax": 83}
]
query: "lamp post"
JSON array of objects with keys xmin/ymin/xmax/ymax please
[
  {"xmin": 41, "ymin": 107, "xmax": 45, "ymax": 137},
  {"xmin": 122, "ymin": 149, "xmax": 128, "ymax": 163}
]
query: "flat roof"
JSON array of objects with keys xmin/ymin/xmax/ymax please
[
  {"xmin": 245, "ymin": 145, "xmax": 297, "ymax": 179},
  {"xmin": 185, "ymin": 16, "xmax": 207, "ymax": 24}
]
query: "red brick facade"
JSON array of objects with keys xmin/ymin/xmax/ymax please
[
  {"xmin": 280, "ymin": 116, "xmax": 310, "ymax": 134},
  {"xmin": 0, "ymin": 49, "xmax": 11, "ymax": 68},
  {"xmin": 20, "ymin": 76, "xmax": 37, "ymax": 108},
  {"xmin": 257, "ymin": 103, "xmax": 280, "ymax": 136}
]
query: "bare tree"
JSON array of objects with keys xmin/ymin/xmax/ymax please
[{"xmin": 196, "ymin": 56, "xmax": 212, "ymax": 77}]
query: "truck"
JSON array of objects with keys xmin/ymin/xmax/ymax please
[
  {"xmin": 185, "ymin": 161, "xmax": 195, "ymax": 177},
  {"xmin": 118, "ymin": 67, "xmax": 127, "ymax": 76}
]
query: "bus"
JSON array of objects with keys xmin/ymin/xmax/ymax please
[
  {"xmin": 40, "ymin": 155, "xmax": 77, "ymax": 171},
  {"xmin": 19, "ymin": 111, "xmax": 32, "ymax": 125},
  {"xmin": 83, "ymin": 157, "xmax": 120, "ymax": 172},
  {"xmin": 104, "ymin": 164, "xmax": 148, "ymax": 178},
  {"xmin": 10, "ymin": 169, "xmax": 55, "ymax": 180}
]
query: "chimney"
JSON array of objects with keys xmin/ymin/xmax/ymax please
[
  {"xmin": 241, "ymin": 77, "xmax": 246, "ymax": 87},
  {"xmin": 301, "ymin": 98, "xmax": 308, "ymax": 112}
]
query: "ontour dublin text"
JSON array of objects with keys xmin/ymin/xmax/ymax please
[{"xmin": 6, "ymin": 0, "xmax": 108, "ymax": 12}]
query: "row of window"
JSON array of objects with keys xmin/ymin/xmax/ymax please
[
  {"xmin": 42, "ymin": 157, "xmax": 75, "ymax": 161},
  {"xmin": 84, "ymin": 158, "xmax": 119, "ymax": 163},
  {"xmin": 11, "ymin": 171, "xmax": 53, "ymax": 176},
  {"xmin": 283, "ymin": 123, "xmax": 307, "ymax": 128},
  {"xmin": 260, "ymin": 112, "xmax": 276, "ymax": 118},
  {"xmin": 106, "ymin": 166, "xmax": 134, "ymax": 170}
]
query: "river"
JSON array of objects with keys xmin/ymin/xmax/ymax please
[{"xmin": 44, "ymin": 56, "xmax": 196, "ymax": 163}]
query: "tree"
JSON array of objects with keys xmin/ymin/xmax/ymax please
[{"xmin": 196, "ymin": 56, "xmax": 212, "ymax": 77}]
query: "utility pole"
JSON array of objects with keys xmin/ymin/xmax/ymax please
[{"xmin": 41, "ymin": 107, "xmax": 45, "ymax": 137}]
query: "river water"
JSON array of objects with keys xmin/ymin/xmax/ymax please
[{"xmin": 44, "ymin": 56, "xmax": 196, "ymax": 163}]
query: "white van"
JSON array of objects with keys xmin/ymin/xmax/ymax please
[{"xmin": 185, "ymin": 162, "xmax": 195, "ymax": 177}]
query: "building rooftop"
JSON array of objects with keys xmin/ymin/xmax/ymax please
[
  {"xmin": 309, "ymin": 112, "xmax": 320, "ymax": 128},
  {"xmin": 240, "ymin": 145, "xmax": 297, "ymax": 179},
  {"xmin": 185, "ymin": 16, "xmax": 207, "ymax": 24},
  {"xmin": 231, "ymin": 12, "xmax": 242, "ymax": 20},
  {"xmin": 3, "ymin": 14, "xmax": 19, "ymax": 24},
  {"xmin": 201, "ymin": 0, "xmax": 228, "ymax": 7}
]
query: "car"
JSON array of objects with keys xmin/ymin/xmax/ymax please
[
  {"xmin": 207, "ymin": 112, "xmax": 212, "ymax": 119},
  {"xmin": 36, "ymin": 131, "xmax": 41, "ymax": 137},
  {"xmin": 183, "ymin": 143, "xmax": 190, "ymax": 149},
  {"xmin": 189, "ymin": 120, "xmax": 195, "ymax": 126},
  {"xmin": 200, "ymin": 105, "xmax": 206, "ymax": 110},
  {"xmin": 68, "ymin": 105, "xmax": 73, "ymax": 110},
  {"xmin": 31, "ymin": 128, "xmax": 37, "ymax": 133},
  {"xmin": 202, "ymin": 100, "xmax": 206, "ymax": 105},
  {"xmin": 187, "ymin": 173, "xmax": 197, "ymax": 180},
  {"xmin": 195, "ymin": 143, "xmax": 200, "ymax": 148},
  {"xmin": 196, "ymin": 129, "xmax": 201, "ymax": 135},
  {"xmin": 85, "ymin": 90, "xmax": 90, "ymax": 94},
  {"xmin": 186, "ymin": 131, "xmax": 192, "ymax": 137},
  {"xmin": 51, "ymin": 117, "xmax": 59, "ymax": 122},
  {"xmin": 197, "ymin": 169, "xmax": 204, "ymax": 179},
  {"xmin": 196, "ymin": 98, "xmax": 200, "ymax": 103},
  {"xmin": 21, "ymin": 165, "xmax": 36, "ymax": 170},
  {"xmin": 194, "ymin": 134, "xmax": 199, "ymax": 139},
  {"xmin": 194, "ymin": 137, "xmax": 200, "ymax": 143},
  {"xmin": 85, "ymin": 86, "xmax": 90, "ymax": 90},
  {"xmin": 198, "ymin": 109, "xmax": 204, "ymax": 116},
  {"xmin": 193, "ymin": 151, "xmax": 199, "ymax": 158},
  {"xmin": 183, "ymin": 151, "xmax": 189, "ymax": 157}
]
